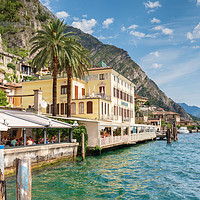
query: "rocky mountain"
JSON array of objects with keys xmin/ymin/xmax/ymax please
[
  {"xmin": 0, "ymin": 0, "xmax": 190, "ymax": 119},
  {"xmin": 178, "ymin": 103, "xmax": 200, "ymax": 118}
]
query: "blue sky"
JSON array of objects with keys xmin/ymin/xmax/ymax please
[{"xmin": 40, "ymin": 0, "xmax": 200, "ymax": 107}]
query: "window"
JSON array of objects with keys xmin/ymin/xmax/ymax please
[
  {"xmin": 113, "ymin": 88, "xmax": 116, "ymax": 97},
  {"xmin": 127, "ymin": 94, "xmax": 129, "ymax": 102},
  {"xmin": 117, "ymin": 89, "xmax": 119, "ymax": 98},
  {"xmin": 114, "ymin": 106, "xmax": 116, "ymax": 115},
  {"xmin": 87, "ymin": 101, "xmax": 93, "ymax": 114},
  {"xmin": 65, "ymin": 103, "xmax": 67, "ymax": 115},
  {"xmin": 60, "ymin": 85, "xmax": 67, "ymax": 94},
  {"xmin": 99, "ymin": 86, "xmax": 105, "ymax": 94},
  {"xmin": 71, "ymin": 103, "xmax": 76, "ymax": 114},
  {"xmin": 46, "ymin": 104, "xmax": 49, "ymax": 114},
  {"xmin": 124, "ymin": 93, "xmax": 126, "ymax": 101},
  {"xmin": 105, "ymin": 103, "xmax": 106, "ymax": 114},
  {"xmin": 108, "ymin": 104, "xmax": 109, "ymax": 115},
  {"xmin": 124, "ymin": 109, "xmax": 126, "ymax": 118},
  {"xmin": 57, "ymin": 104, "xmax": 59, "ymax": 115},
  {"xmin": 75, "ymin": 86, "xmax": 78, "ymax": 99},
  {"xmin": 99, "ymin": 74, "xmax": 105, "ymax": 80},
  {"xmin": 101, "ymin": 102, "xmax": 103, "ymax": 115},
  {"xmin": 79, "ymin": 102, "xmax": 84, "ymax": 114},
  {"xmin": 120, "ymin": 91, "xmax": 123, "ymax": 99},
  {"xmin": 82, "ymin": 88, "xmax": 85, "ymax": 97},
  {"xmin": 114, "ymin": 75, "xmax": 116, "ymax": 81},
  {"xmin": 61, "ymin": 103, "xmax": 64, "ymax": 115}
]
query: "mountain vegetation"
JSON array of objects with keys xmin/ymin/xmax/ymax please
[{"xmin": 0, "ymin": 0, "xmax": 191, "ymax": 119}]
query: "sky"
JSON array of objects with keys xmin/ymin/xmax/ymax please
[{"xmin": 40, "ymin": 0, "xmax": 200, "ymax": 107}]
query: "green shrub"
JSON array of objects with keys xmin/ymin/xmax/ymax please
[
  {"xmin": 0, "ymin": 89, "xmax": 8, "ymax": 106},
  {"xmin": 7, "ymin": 62, "xmax": 16, "ymax": 70}
]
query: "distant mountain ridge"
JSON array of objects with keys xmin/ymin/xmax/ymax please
[
  {"xmin": 178, "ymin": 103, "xmax": 200, "ymax": 118},
  {"xmin": 0, "ymin": 0, "xmax": 190, "ymax": 119}
]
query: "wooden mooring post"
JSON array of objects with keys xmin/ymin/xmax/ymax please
[
  {"xmin": 81, "ymin": 133, "xmax": 85, "ymax": 161},
  {"xmin": 16, "ymin": 158, "xmax": 31, "ymax": 200},
  {"xmin": 173, "ymin": 122, "xmax": 178, "ymax": 141},
  {"xmin": 166, "ymin": 128, "xmax": 171, "ymax": 144}
]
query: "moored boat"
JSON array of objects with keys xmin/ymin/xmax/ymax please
[{"xmin": 178, "ymin": 127, "xmax": 189, "ymax": 134}]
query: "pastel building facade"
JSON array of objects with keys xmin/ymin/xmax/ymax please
[{"xmin": 22, "ymin": 67, "xmax": 156, "ymax": 148}]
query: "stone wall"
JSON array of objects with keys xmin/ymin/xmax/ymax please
[{"xmin": 4, "ymin": 142, "xmax": 78, "ymax": 169}]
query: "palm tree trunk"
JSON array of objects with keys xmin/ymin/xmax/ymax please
[
  {"xmin": 52, "ymin": 57, "xmax": 58, "ymax": 116},
  {"xmin": 67, "ymin": 66, "xmax": 72, "ymax": 117}
]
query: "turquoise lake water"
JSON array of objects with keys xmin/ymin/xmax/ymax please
[{"xmin": 6, "ymin": 133, "xmax": 200, "ymax": 199}]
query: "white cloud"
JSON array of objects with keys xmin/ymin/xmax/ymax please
[
  {"xmin": 151, "ymin": 17, "xmax": 161, "ymax": 24},
  {"xmin": 97, "ymin": 35, "xmax": 116, "ymax": 40},
  {"xmin": 73, "ymin": 17, "xmax": 79, "ymax": 21},
  {"xmin": 128, "ymin": 24, "xmax": 138, "ymax": 29},
  {"xmin": 197, "ymin": 0, "xmax": 200, "ymax": 6},
  {"xmin": 130, "ymin": 31, "xmax": 145, "ymax": 38},
  {"xmin": 121, "ymin": 26, "xmax": 126, "ymax": 32},
  {"xmin": 82, "ymin": 14, "xmax": 87, "ymax": 18},
  {"xmin": 102, "ymin": 18, "xmax": 114, "ymax": 29},
  {"xmin": 193, "ymin": 45, "xmax": 200, "ymax": 49},
  {"xmin": 41, "ymin": 0, "xmax": 51, "ymax": 10},
  {"xmin": 130, "ymin": 31, "xmax": 157, "ymax": 38},
  {"xmin": 187, "ymin": 22, "xmax": 200, "ymax": 41},
  {"xmin": 56, "ymin": 11, "xmax": 70, "ymax": 19},
  {"xmin": 153, "ymin": 25, "xmax": 173, "ymax": 35},
  {"xmin": 71, "ymin": 19, "xmax": 97, "ymax": 34},
  {"xmin": 144, "ymin": 1, "xmax": 161, "ymax": 9},
  {"xmin": 150, "ymin": 51, "xmax": 159, "ymax": 57},
  {"xmin": 151, "ymin": 63, "xmax": 163, "ymax": 69}
]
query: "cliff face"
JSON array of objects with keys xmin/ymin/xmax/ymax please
[{"xmin": 0, "ymin": 0, "xmax": 190, "ymax": 119}]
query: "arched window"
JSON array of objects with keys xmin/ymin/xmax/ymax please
[
  {"xmin": 71, "ymin": 103, "xmax": 76, "ymax": 114},
  {"xmin": 87, "ymin": 101, "xmax": 93, "ymax": 114},
  {"xmin": 79, "ymin": 102, "xmax": 84, "ymax": 114}
]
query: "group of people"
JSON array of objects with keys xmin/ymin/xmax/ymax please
[
  {"xmin": 37, "ymin": 135, "xmax": 58, "ymax": 144},
  {"xmin": 0, "ymin": 135, "xmax": 59, "ymax": 147},
  {"xmin": 101, "ymin": 130, "xmax": 111, "ymax": 138}
]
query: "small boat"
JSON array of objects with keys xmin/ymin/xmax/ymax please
[{"xmin": 178, "ymin": 127, "xmax": 189, "ymax": 134}]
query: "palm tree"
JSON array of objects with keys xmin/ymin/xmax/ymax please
[
  {"xmin": 30, "ymin": 19, "xmax": 69, "ymax": 116},
  {"xmin": 59, "ymin": 36, "xmax": 91, "ymax": 117}
]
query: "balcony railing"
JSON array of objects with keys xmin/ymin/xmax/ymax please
[
  {"xmin": 81, "ymin": 93, "xmax": 111, "ymax": 101},
  {"xmin": 99, "ymin": 126, "xmax": 156, "ymax": 148}
]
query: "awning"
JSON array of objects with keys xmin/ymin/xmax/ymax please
[
  {"xmin": 0, "ymin": 109, "xmax": 72, "ymax": 129},
  {"xmin": 0, "ymin": 123, "xmax": 8, "ymax": 131}
]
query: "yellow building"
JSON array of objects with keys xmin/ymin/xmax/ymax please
[{"xmin": 22, "ymin": 67, "xmax": 135, "ymax": 125}]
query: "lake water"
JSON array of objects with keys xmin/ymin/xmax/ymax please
[{"xmin": 6, "ymin": 133, "xmax": 200, "ymax": 199}]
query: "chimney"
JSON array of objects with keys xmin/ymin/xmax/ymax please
[{"xmin": 34, "ymin": 89, "xmax": 42, "ymax": 114}]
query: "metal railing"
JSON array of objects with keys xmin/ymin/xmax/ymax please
[
  {"xmin": 80, "ymin": 93, "xmax": 111, "ymax": 101},
  {"xmin": 100, "ymin": 126, "xmax": 156, "ymax": 147}
]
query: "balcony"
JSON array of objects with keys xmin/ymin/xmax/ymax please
[
  {"xmin": 100, "ymin": 115, "xmax": 114, "ymax": 121},
  {"xmin": 81, "ymin": 93, "xmax": 111, "ymax": 101}
]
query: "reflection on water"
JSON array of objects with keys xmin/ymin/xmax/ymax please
[{"xmin": 7, "ymin": 133, "xmax": 200, "ymax": 199}]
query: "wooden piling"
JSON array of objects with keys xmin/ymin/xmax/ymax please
[
  {"xmin": 0, "ymin": 145, "xmax": 4, "ymax": 200},
  {"xmin": 166, "ymin": 128, "xmax": 171, "ymax": 144},
  {"xmin": 173, "ymin": 123, "xmax": 178, "ymax": 141},
  {"xmin": 81, "ymin": 133, "xmax": 85, "ymax": 161},
  {"xmin": 16, "ymin": 158, "xmax": 31, "ymax": 200}
]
